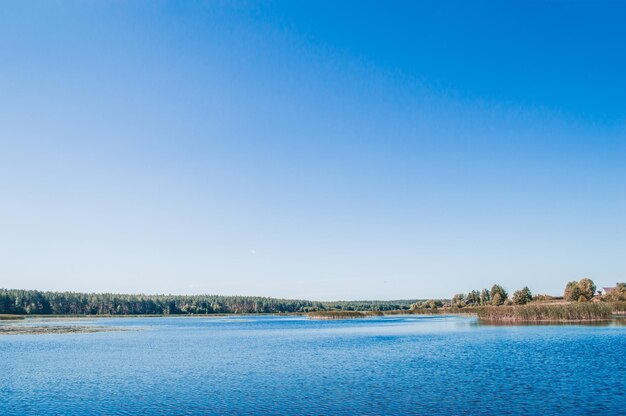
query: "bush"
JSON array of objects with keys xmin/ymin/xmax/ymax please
[
  {"xmin": 411, "ymin": 299, "xmax": 443, "ymax": 309},
  {"xmin": 564, "ymin": 281, "xmax": 581, "ymax": 301},
  {"xmin": 564, "ymin": 278, "xmax": 596, "ymax": 302},
  {"xmin": 532, "ymin": 294, "xmax": 558, "ymax": 302},
  {"xmin": 578, "ymin": 278, "xmax": 596, "ymax": 301},
  {"xmin": 512, "ymin": 287, "xmax": 532, "ymax": 305},
  {"xmin": 490, "ymin": 284, "xmax": 508, "ymax": 306}
]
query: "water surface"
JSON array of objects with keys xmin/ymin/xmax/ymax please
[{"xmin": 1, "ymin": 315, "xmax": 624, "ymax": 415}]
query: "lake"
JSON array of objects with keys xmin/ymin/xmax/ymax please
[{"xmin": 1, "ymin": 315, "xmax": 625, "ymax": 415}]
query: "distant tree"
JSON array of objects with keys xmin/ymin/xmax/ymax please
[
  {"xmin": 532, "ymin": 294, "xmax": 556, "ymax": 302},
  {"xmin": 480, "ymin": 288, "xmax": 491, "ymax": 305},
  {"xmin": 512, "ymin": 287, "xmax": 532, "ymax": 305},
  {"xmin": 426, "ymin": 299, "xmax": 442, "ymax": 309},
  {"xmin": 564, "ymin": 281, "xmax": 581, "ymax": 302},
  {"xmin": 491, "ymin": 292, "xmax": 502, "ymax": 306},
  {"xmin": 564, "ymin": 278, "xmax": 596, "ymax": 302},
  {"xmin": 490, "ymin": 284, "xmax": 508, "ymax": 306},
  {"xmin": 451, "ymin": 294, "xmax": 465, "ymax": 307},
  {"xmin": 577, "ymin": 278, "xmax": 596, "ymax": 301},
  {"xmin": 412, "ymin": 299, "xmax": 441, "ymax": 309},
  {"xmin": 465, "ymin": 290, "xmax": 481, "ymax": 305}
]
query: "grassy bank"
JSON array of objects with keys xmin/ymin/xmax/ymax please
[{"xmin": 476, "ymin": 303, "xmax": 612, "ymax": 322}]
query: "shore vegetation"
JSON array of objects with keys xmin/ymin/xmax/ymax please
[
  {"xmin": 307, "ymin": 311, "xmax": 384, "ymax": 320},
  {"xmin": 477, "ymin": 303, "xmax": 612, "ymax": 322}
]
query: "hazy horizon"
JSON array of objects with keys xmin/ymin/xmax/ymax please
[{"xmin": 1, "ymin": 1, "xmax": 625, "ymax": 300}]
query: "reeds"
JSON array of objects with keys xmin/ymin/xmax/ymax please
[
  {"xmin": 611, "ymin": 302, "xmax": 626, "ymax": 315},
  {"xmin": 477, "ymin": 303, "xmax": 612, "ymax": 322},
  {"xmin": 307, "ymin": 310, "xmax": 384, "ymax": 320},
  {"xmin": 0, "ymin": 314, "xmax": 25, "ymax": 320},
  {"xmin": 423, "ymin": 306, "xmax": 482, "ymax": 315}
]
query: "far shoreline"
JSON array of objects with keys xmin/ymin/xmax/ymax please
[{"xmin": 3, "ymin": 303, "xmax": 625, "ymax": 325}]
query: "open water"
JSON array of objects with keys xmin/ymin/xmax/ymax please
[{"xmin": 1, "ymin": 315, "xmax": 625, "ymax": 415}]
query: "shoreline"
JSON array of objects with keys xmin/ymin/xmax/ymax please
[{"xmin": 2, "ymin": 313, "xmax": 625, "ymax": 336}]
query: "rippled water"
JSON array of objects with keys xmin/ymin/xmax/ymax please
[{"xmin": 1, "ymin": 315, "xmax": 625, "ymax": 415}]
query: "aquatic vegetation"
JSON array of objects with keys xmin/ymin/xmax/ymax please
[
  {"xmin": 395, "ymin": 307, "xmax": 480, "ymax": 315},
  {"xmin": 307, "ymin": 311, "xmax": 384, "ymax": 320},
  {"xmin": 0, "ymin": 325, "xmax": 125, "ymax": 336},
  {"xmin": 477, "ymin": 303, "xmax": 613, "ymax": 322},
  {"xmin": 611, "ymin": 301, "xmax": 626, "ymax": 315},
  {"xmin": 0, "ymin": 315, "xmax": 24, "ymax": 320}
]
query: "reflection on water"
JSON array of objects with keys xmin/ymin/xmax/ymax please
[{"xmin": 1, "ymin": 315, "xmax": 625, "ymax": 415}]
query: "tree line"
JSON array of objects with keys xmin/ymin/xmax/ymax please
[
  {"xmin": 0, "ymin": 289, "xmax": 417, "ymax": 315},
  {"xmin": 413, "ymin": 278, "xmax": 626, "ymax": 310},
  {"xmin": 3, "ymin": 280, "xmax": 623, "ymax": 316},
  {"xmin": 407, "ymin": 284, "xmax": 537, "ymax": 310}
]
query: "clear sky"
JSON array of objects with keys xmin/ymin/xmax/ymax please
[{"xmin": 1, "ymin": 1, "xmax": 625, "ymax": 300}]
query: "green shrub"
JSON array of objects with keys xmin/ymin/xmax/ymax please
[
  {"xmin": 512, "ymin": 287, "xmax": 532, "ymax": 305},
  {"xmin": 564, "ymin": 278, "xmax": 596, "ymax": 302},
  {"xmin": 490, "ymin": 285, "xmax": 508, "ymax": 305}
]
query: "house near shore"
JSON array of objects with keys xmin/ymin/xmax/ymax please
[{"xmin": 602, "ymin": 287, "xmax": 616, "ymax": 295}]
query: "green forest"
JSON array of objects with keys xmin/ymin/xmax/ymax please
[{"xmin": 0, "ymin": 289, "xmax": 418, "ymax": 315}]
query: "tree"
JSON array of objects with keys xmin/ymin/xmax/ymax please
[
  {"xmin": 451, "ymin": 293, "xmax": 465, "ymax": 307},
  {"xmin": 465, "ymin": 290, "xmax": 481, "ymax": 305},
  {"xmin": 577, "ymin": 278, "xmax": 596, "ymax": 301},
  {"xmin": 512, "ymin": 287, "xmax": 532, "ymax": 305},
  {"xmin": 480, "ymin": 288, "xmax": 491, "ymax": 305},
  {"xmin": 563, "ymin": 281, "xmax": 581, "ymax": 301},
  {"xmin": 411, "ymin": 299, "xmax": 441, "ymax": 309},
  {"xmin": 425, "ymin": 299, "xmax": 442, "ymax": 309},
  {"xmin": 564, "ymin": 278, "xmax": 596, "ymax": 302},
  {"xmin": 490, "ymin": 284, "xmax": 508, "ymax": 306}
]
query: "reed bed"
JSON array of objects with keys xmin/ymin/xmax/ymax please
[
  {"xmin": 477, "ymin": 303, "xmax": 612, "ymax": 322},
  {"xmin": 307, "ymin": 310, "xmax": 384, "ymax": 320},
  {"xmin": 611, "ymin": 302, "xmax": 626, "ymax": 315},
  {"xmin": 384, "ymin": 307, "xmax": 476, "ymax": 315},
  {"xmin": 0, "ymin": 315, "xmax": 25, "ymax": 320}
]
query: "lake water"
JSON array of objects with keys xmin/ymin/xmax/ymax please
[{"xmin": 1, "ymin": 315, "xmax": 625, "ymax": 415}]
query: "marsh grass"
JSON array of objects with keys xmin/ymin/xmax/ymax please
[
  {"xmin": 611, "ymin": 301, "xmax": 626, "ymax": 315},
  {"xmin": 477, "ymin": 303, "xmax": 612, "ymax": 322},
  {"xmin": 307, "ymin": 310, "xmax": 384, "ymax": 320},
  {"xmin": 0, "ymin": 315, "xmax": 24, "ymax": 320},
  {"xmin": 385, "ymin": 307, "xmax": 480, "ymax": 315}
]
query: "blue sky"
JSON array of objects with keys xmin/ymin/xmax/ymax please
[{"xmin": 1, "ymin": 1, "xmax": 625, "ymax": 299}]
